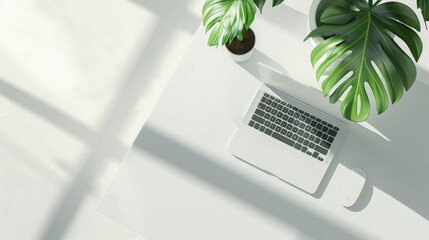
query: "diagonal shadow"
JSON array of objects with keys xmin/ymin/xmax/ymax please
[
  {"xmin": 30, "ymin": 0, "xmax": 201, "ymax": 239},
  {"xmin": 134, "ymin": 127, "xmax": 363, "ymax": 240}
]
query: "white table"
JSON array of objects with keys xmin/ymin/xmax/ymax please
[{"xmin": 98, "ymin": 1, "xmax": 429, "ymax": 239}]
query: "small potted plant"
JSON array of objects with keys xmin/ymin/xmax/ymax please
[
  {"xmin": 202, "ymin": 0, "xmax": 284, "ymax": 62},
  {"xmin": 305, "ymin": 0, "xmax": 428, "ymax": 122}
]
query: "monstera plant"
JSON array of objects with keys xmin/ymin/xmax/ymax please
[
  {"xmin": 305, "ymin": 0, "xmax": 428, "ymax": 122},
  {"xmin": 202, "ymin": 0, "xmax": 283, "ymax": 46}
]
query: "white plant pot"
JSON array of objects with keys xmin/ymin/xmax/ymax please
[
  {"xmin": 308, "ymin": 0, "xmax": 323, "ymax": 46},
  {"xmin": 228, "ymin": 48, "xmax": 254, "ymax": 62}
]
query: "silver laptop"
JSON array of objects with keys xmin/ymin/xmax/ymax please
[{"xmin": 228, "ymin": 64, "xmax": 348, "ymax": 194}]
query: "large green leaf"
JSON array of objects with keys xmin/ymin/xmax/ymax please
[
  {"xmin": 202, "ymin": 0, "xmax": 257, "ymax": 46},
  {"xmin": 417, "ymin": 0, "xmax": 429, "ymax": 28},
  {"xmin": 305, "ymin": 0, "xmax": 423, "ymax": 122}
]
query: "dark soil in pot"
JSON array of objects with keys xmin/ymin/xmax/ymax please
[{"xmin": 226, "ymin": 28, "xmax": 255, "ymax": 55}]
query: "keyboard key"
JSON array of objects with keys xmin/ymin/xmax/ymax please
[
  {"xmin": 264, "ymin": 128, "xmax": 273, "ymax": 135},
  {"xmin": 258, "ymin": 103, "xmax": 267, "ymax": 110},
  {"xmin": 269, "ymin": 95, "xmax": 275, "ymax": 100},
  {"xmin": 281, "ymin": 101, "xmax": 286, "ymax": 106},
  {"xmin": 312, "ymin": 151, "xmax": 319, "ymax": 158},
  {"xmin": 281, "ymin": 129, "xmax": 287, "ymax": 135},
  {"xmin": 294, "ymin": 142, "xmax": 302, "ymax": 150},
  {"xmin": 316, "ymin": 118, "xmax": 321, "ymax": 122},
  {"xmin": 303, "ymin": 132, "xmax": 309, "ymax": 139},
  {"xmin": 301, "ymin": 146, "xmax": 308, "ymax": 153},
  {"xmin": 271, "ymin": 109, "xmax": 278, "ymax": 115},
  {"xmin": 304, "ymin": 112, "xmax": 310, "ymax": 117},
  {"xmin": 266, "ymin": 99, "xmax": 272, "ymax": 105},
  {"xmin": 298, "ymin": 130, "xmax": 304, "ymax": 136},
  {"xmin": 275, "ymin": 126, "xmax": 281, "ymax": 132},
  {"xmin": 292, "ymin": 134, "xmax": 298, "ymax": 141},
  {"xmin": 282, "ymin": 107, "xmax": 289, "ymax": 113},
  {"xmin": 259, "ymin": 126, "xmax": 266, "ymax": 132},
  {"xmin": 333, "ymin": 126, "xmax": 339, "ymax": 131},
  {"xmin": 249, "ymin": 120, "xmax": 255, "ymax": 127},
  {"xmin": 303, "ymin": 140, "xmax": 309, "ymax": 146},
  {"xmin": 275, "ymin": 119, "xmax": 281, "ymax": 125},
  {"xmin": 306, "ymin": 151, "xmax": 312, "ymax": 155},
  {"xmin": 292, "ymin": 127, "xmax": 298, "ymax": 133},
  {"xmin": 298, "ymin": 109, "xmax": 304, "ymax": 114},
  {"xmin": 320, "ymin": 140, "xmax": 331, "ymax": 149},
  {"xmin": 322, "ymin": 120, "xmax": 327, "ymax": 125},
  {"xmin": 261, "ymin": 97, "xmax": 267, "ymax": 103},
  {"xmin": 288, "ymin": 110, "xmax": 294, "ymax": 116},
  {"xmin": 281, "ymin": 121, "xmax": 287, "ymax": 127},
  {"xmin": 255, "ymin": 109, "xmax": 265, "ymax": 117},
  {"xmin": 275, "ymin": 98, "xmax": 281, "ymax": 103},
  {"xmin": 305, "ymin": 125, "xmax": 312, "ymax": 132},
  {"xmin": 264, "ymin": 93, "xmax": 269, "ymax": 97},
  {"xmin": 318, "ymin": 157, "xmax": 324, "ymax": 161},
  {"xmin": 269, "ymin": 123, "xmax": 276, "ymax": 130},
  {"xmin": 328, "ymin": 129, "xmax": 338, "ymax": 137},
  {"xmin": 255, "ymin": 123, "xmax": 260, "ymax": 129},
  {"xmin": 264, "ymin": 113, "xmax": 270, "ymax": 119},
  {"xmin": 322, "ymin": 126, "xmax": 329, "ymax": 132},
  {"xmin": 276, "ymin": 105, "xmax": 283, "ymax": 111},
  {"xmin": 305, "ymin": 118, "xmax": 312, "ymax": 124},
  {"xmin": 286, "ymin": 124, "xmax": 293, "ymax": 130},
  {"xmin": 272, "ymin": 102, "xmax": 278, "ymax": 108},
  {"xmin": 264, "ymin": 121, "xmax": 270, "ymax": 127},
  {"xmin": 266, "ymin": 106, "xmax": 272, "ymax": 112},
  {"xmin": 287, "ymin": 104, "xmax": 292, "ymax": 108},
  {"xmin": 315, "ymin": 138, "xmax": 321, "ymax": 144},
  {"xmin": 292, "ymin": 106, "xmax": 298, "ymax": 111},
  {"xmin": 276, "ymin": 112, "xmax": 283, "ymax": 118},
  {"xmin": 293, "ymin": 120, "xmax": 300, "ymax": 126},
  {"xmin": 286, "ymin": 131, "xmax": 293, "ymax": 138},
  {"xmin": 316, "ymin": 131, "xmax": 323, "ymax": 138},
  {"xmin": 316, "ymin": 123, "xmax": 323, "ymax": 130},
  {"xmin": 310, "ymin": 121, "xmax": 318, "ymax": 127},
  {"xmin": 315, "ymin": 145, "xmax": 328, "ymax": 155},
  {"xmin": 288, "ymin": 117, "xmax": 294, "ymax": 124},
  {"xmin": 282, "ymin": 115, "xmax": 289, "ymax": 121},
  {"xmin": 310, "ymin": 115, "xmax": 316, "ymax": 120},
  {"xmin": 272, "ymin": 132, "xmax": 294, "ymax": 147},
  {"xmin": 251, "ymin": 115, "xmax": 265, "ymax": 125},
  {"xmin": 309, "ymin": 135, "xmax": 315, "ymax": 141},
  {"xmin": 311, "ymin": 128, "xmax": 317, "ymax": 135},
  {"xmin": 322, "ymin": 133, "xmax": 329, "ymax": 141},
  {"xmin": 299, "ymin": 122, "xmax": 306, "ymax": 129},
  {"xmin": 293, "ymin": 112, "xmax": 300, "ymax": 118},
  {"xmin": 328, "ymin": 123, "xmax": 333, "ymax": 128},
  {"xmin": 299, "ymin": 115, "xmax": 306, "ymax": 121},
  {"xmin": 309, "ymin": 142, "xmax": 315, "ymax": 149},
  {"xmin": 327, "ymin": 136, "xmax": 334, "ymax": 143},
  {"xmin": 298, "ymin": 137, "xmax": 304, "ymax": 143},
  {"xmin": 270, "ymin": 116, "xmax": 276, "ymax": 122}
]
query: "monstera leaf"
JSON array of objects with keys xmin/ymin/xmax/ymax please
[
  {"xmin": 253, "ymin": 0, "xmax": 284, "ymax": 13},
  {"xmin": 305, "ymin": 0, "xmax": 423, "ymax": 122},
  {"xmin": 417, "ymin": 0, "xmax": 429, "ymax": 28},
  {"xmin": 202, "ymin": 0, "xmax": 257, "ymax": 46}
]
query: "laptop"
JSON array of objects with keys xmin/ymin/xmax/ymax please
[{"xmin": 228, "ymin": 64, "xmax": 348, "ymax": 194}]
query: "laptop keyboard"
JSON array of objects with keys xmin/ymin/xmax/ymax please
[{"xmin": 248, "ymin": 92, "xmax": 339, "ymax": 162}]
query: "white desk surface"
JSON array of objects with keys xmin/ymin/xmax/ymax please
[{"xmin": 98, "ymin": 1, "xmax": 429, "ymax": 239}]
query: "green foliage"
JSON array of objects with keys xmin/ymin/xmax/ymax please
[
  {"xmin": 253, "ymin": 0, "xmax": 284, "ymax": 13},
  {"xmin": 202, "ymin": 0, "xmax": 257, "ymax": 46},
  {"xmin": 305, "ymin": 0, "xmax": 423, "ymax": 122},
  {"xmin": 417, "ymin": 0, "xmax": 429, "ymax": 28}
]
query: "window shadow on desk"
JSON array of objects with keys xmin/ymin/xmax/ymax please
[{"xmin": 135, "ymin": 127, "xmax": 363, "ymax": 240}]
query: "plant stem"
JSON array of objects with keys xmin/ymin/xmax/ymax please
[
  {"xmin": 374, "ymin": 0, "xmax": 382, "ymax": 5},
  {"xmin": 237, "ymin": 32, "xmax": 244, "ymax": 41},
  {"xmin": 369, "ymin": 0, "xmax": 373, "ymax": 7}
]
